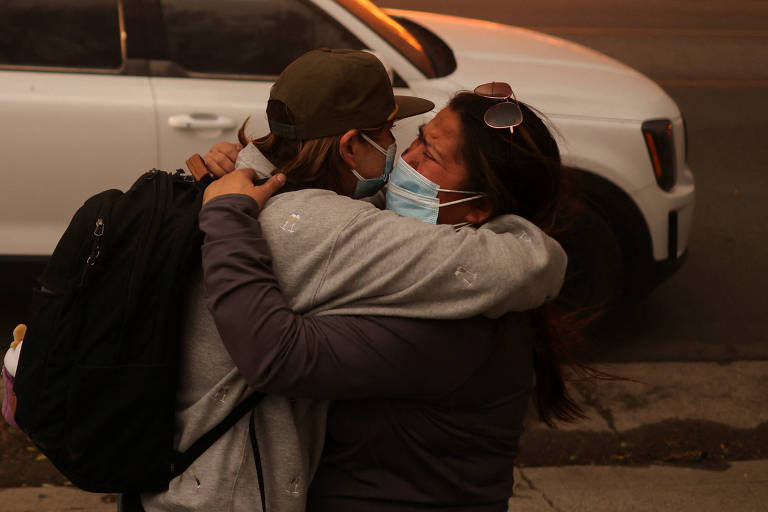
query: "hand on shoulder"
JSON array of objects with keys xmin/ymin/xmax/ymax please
[{"xmin": 203, "ymin": 169, "xmax": 286, "ymax": 209}]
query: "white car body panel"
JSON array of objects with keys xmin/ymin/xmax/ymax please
[
  {"xmin": 0, "ymin": 72, "xmax": 156, "ymax": 255},
  {"xmin": 149, "ymin": 77, "xmax": 270, "ymax": 171}
]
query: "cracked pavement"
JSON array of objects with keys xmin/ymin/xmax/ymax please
[{"xmin": 508, "ymin": 361, "xmax": 768, "ymax": 511}]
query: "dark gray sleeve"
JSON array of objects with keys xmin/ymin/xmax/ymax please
[{"xmin": 199, "ymin": 194, "xmax": 495, "ymax": 400}]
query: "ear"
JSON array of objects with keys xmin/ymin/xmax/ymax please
[
  {"xmin": 338, "ymin": 129, "xmax": 360, "ymax": 169},
  {"xmin": 464, "ymin": 197, "xmax": 493, "ymax": 225}
]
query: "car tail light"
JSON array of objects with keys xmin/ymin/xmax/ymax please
[{"xmin": 642, "ymin": 119, "xmax": 676, "ymax": 191}]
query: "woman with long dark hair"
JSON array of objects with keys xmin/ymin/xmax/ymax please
[{"xmin": 421, "ymin": 88, "xmax": 586, "ymax": 426}]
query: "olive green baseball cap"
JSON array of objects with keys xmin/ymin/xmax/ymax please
[{"xmin": 268, "ymin": 48, "xmax": 434, "ymax": 140}]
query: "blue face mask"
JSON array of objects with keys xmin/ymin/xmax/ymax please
[
  {"xmin": 349, "ymin": 133, "xmax": 397, "ymax": 198},
  {"xmin": 385, "ymin": 157, "xmax": 486, "ymax": 224}
]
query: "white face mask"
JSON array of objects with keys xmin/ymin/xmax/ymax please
[
  {"xmin": 385, "ymin": 157, "xmax": 486, "ymax": 224},
  {"xmin": 348, "ymin": 132, "xmax": 397, "ymax": 198}
]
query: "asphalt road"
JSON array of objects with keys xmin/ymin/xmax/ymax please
[
  {"xmin": 377, "ymin": 0, "xmax": 768, "ymax": 361},
  {"xmin": 1, "ymin": 1, "xmax": 766, "ymax": 363}
]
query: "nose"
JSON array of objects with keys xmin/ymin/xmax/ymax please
[
  {"xmin": 401, "ymin": 142, "xmax": 421, "ymax": 169},
  {"xmin": 402, "ymin": 150, "xmax": 420, "ymax": 170}
]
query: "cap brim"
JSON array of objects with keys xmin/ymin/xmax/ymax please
[{"xmin": 392, "ymin": 95, "xmax": 435, "ymax": 120}]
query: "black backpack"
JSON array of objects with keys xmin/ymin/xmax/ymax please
[{"xmin": 13, "ymin": 169, "xmax": 265, "ymax": 494}]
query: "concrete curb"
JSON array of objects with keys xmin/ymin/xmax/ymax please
[
  {"xmin": 510, "ymin": 460, "xmax": 768, "ymax": 512},
  {"xmin": 5, "ymin": 462, "xmax": 767, "ymax": 512}
]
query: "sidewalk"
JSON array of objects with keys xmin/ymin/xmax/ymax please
[
  {"xmin": 2, "ymin": 361, "xmax": 767, "ymax": 511},
  {"xmin": 510, "ymin": 360, "xmax": 768, "ymax": 512},
  {"xmin": 510, "ymin": 460, "xmax": 767, "ymax": 512}
]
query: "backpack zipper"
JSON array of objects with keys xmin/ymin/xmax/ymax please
[
  {"xmin": 80, "ymin": 218, "xmax": 105, "ymax": 287},
  {"xmin": 86, "ymin": 218, "xmax": 105, "ymax": 266}
]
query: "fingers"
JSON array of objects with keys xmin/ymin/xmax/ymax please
[
  {"xmin": 203, "ymin": 142, "xmax": 242, "ymax": 178},
  {"xmin": 202, "ymin": 167, "xmax": 257, "ymax": 205},
  {"xmin": 221, "ymin": 142, "xmax": 243, "ymax": 163},
  {"xmin": 204, "ymin": 158, "xmax": 227, "ymax": 178},
  {"xmin": 249, "ymin": 173, "xmax": 286, "ymax": 209},
  {"xmin": 202, "ymin": 168, "xmax": 286, "ymax": 210}
]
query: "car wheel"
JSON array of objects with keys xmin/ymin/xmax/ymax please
[{"xmin": 553, "ymin": 203, "xmax": 625, "ymax": 314}]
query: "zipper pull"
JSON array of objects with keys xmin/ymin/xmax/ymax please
[
  {"xmin": 87, "ymin": 218, "xmax": 105, "ymax": 266},
  {"xmin": 93, "ymin": 218, "xmax": 105, "ymax": 237}
]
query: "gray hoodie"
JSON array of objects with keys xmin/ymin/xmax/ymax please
[{"xmin": 141, "ymin": 145, "xmax": 566, "ymax": 512}]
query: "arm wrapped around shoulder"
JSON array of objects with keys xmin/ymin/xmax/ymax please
[
  {"xmin": 229, "ymin": 188, "xmax": 566, "ymax": 320},
  {"xmin": 295, "ymin": 202, "xmax": 566, "ymax": 319},
  {"xmin": 477, "ymin": 214, "xmax": 567, "ymax": 317}
]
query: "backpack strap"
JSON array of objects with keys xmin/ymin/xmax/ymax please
[
  {"xmin": 170, "ymin": 391, "xmax": 266, "ymax": 479},
  {"xmin": 249, "ymin": 410, "xmax": 268, "ymax": 512}
]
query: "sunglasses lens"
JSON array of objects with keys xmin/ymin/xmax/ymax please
[
  {"xmin": 474, "ymin": 82, "xmax": 513, "ymax": 99},
  {"xmin": 484, "ymin": 101, "xmax": 523, "ymax": 129}
]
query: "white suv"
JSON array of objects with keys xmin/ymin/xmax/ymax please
[{"xmin": 0, "ymin": 0, "xmax": 694, "ymax": 307}]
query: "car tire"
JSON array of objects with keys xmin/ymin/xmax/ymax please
[{"xmin": 553, "ymin": 203, "xmax": 625, "ymax": 314}]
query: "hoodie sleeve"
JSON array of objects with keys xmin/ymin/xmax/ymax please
[
  {"xmin": 300, "ymin": 202, "xmax": 567, "ymax": 319},
  {"xmin": 240, "ymin": 187, "xmax": 566, "ymax": 319}
]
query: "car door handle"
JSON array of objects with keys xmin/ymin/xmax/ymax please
[{"xmin": 168, "ymin": 113, "xmax": 236, "ymax": 130}]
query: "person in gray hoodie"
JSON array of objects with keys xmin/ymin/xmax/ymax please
[{"xmin": 136, "ymin": 50, "xmax": 568, "ymax": 512}]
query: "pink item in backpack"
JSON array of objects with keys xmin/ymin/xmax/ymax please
[
  {"xmin": 2, "ymin": 366, "xmax": 17, "ymax": 429},
  {"xmin": 2, "ymin": 324, "xmax": 25, "ymax": 429}
]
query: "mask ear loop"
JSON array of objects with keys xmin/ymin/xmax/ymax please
[
  {"xmin": 438, "ymin": 187, "xmax": 486, "ymax": 195},
  {"xmin": 359, "ymin": 132, "xmax": 397, "ymax": 181},
  {"xmin": 359, "ymin": 132, "xmax": 388, "ymax": 154},
  {"xmin": 339, "ymin": 132, "xmax": 362, "ymax": 179},
  {"xmin": 438, "ymin": 194, "xmax": 487, "ymax": 208},
  {"xmin": 345, "ymin": 132, "xmax": 397, "ymax": 186}
]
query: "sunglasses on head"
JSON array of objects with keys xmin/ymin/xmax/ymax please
[{"xmin": 474, "ymin": 82, "xmax": 523, "ymax": 134}]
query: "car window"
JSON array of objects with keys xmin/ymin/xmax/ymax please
[
  {"xmin": 0, "ymin": 0, "xmax": 122, "ymax": 69},
  {"xmin": 160, "ymin": 0, "xmax": 366, "ymax": 77},
  {"xmin": 336, "ymin": 0, "xmax": 435, "ymax": 78},
  {"xmin": 388, "ymin": 16, "xmax": 456, "ymax": 79}
]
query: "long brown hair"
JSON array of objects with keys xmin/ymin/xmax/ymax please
[
  {"xmin": 449, "ymin": 92, "xmax": 594, "ymax": 427},
  {"xmin": 238, "ymin": 100, "xmax": 388, "ymax": 193}
]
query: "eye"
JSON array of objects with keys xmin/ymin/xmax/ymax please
[{"xmin": 417, "ymin": 136, "xmax": 430, "ymax": 153}]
